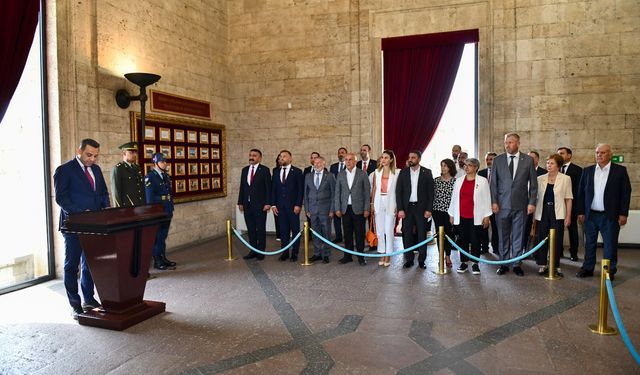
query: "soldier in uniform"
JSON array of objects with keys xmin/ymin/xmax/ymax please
[
  {"xmin": 145, "ymin": 153, "xmax": 177, "ymax": 270},
  {"xmin": 111, "ymin": 141, "xmax": 145, "ymax": 207}
]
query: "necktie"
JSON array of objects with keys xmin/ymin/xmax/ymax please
[
  {"xmin": 508, "ymin": 155, "xmax": 515, "ymax": 179},
  {"xmin": 487, "ymin": 168, "xmax": 492, "ymax": 183},
  {"xmin": 249, "ymin": 165, "xmax": 255, "ymax": 185},
  {"xmin": 362, "ymin": 161, "xmax": 367, "ymax": 171},
  {"xmin": 561, "ymin": 165, "xmax": 566, "ymax": 174},
  {"xmin": 281, "ymin": 167, "xmax": 287, "ymax": 184},
  {"xmin": 340, "ymin": 162, "xmax": 344, "ymax": 172},
  {"xmin": 84, "ymin": 166, "xmax": 95, "ymax": 191},
  {"xmin": 315, "ymin": 172, "xmax": 321, "ymax": 189}
]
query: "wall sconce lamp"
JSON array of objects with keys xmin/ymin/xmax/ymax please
[{"xmin": 115, "ymin": 72, "xmax": 161, "ymax": 128}]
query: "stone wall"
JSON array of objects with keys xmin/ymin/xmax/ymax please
[
  {"xmin": 49, "ymin": 0, "xmax": 639, "ymax": 275},
  {"xmin": 48, "ymin": 0, "xmax": 229, "ymax": 274}
]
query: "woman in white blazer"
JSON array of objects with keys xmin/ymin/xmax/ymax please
[
  {"xmin": 533, "ymin": 154, "xmax": 573, "ymax": 277},
  {"xmin": 448, "ymin": 158, "xmax": 492, "ymax": 274},
  {"xmin": 370, "ymin": 150, "xmax": 398, "ymax": 267}
]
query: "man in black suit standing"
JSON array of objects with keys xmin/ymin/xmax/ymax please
[
  {"xmin": 395, "ymin": 150, "xmax": 434, "ymax": 269},
  {"xmin": 576, "ymin": 144, "xmax": 631, "ymax": 280},
  {"xmin": 557, "ymin": 147, "xmax": 582, "ymax": 261},
  {"xmin": 303, "ymin": 151, "xmax": 320, "ymax": 177},
  {"xmin": 238, "ymin": 149, "xmax": 271, "ymax": 260},
  {"xmin": 524, "ymin": 150, "xmax": 547, "ymax": 253},
  {"xmin": 478, "ymin": 152, "xmax": 499, "ymax": 254},
  {"xmin": 356, "ymin": 144, "xmax": 377, "ymax": 175},
  {"xmin": 272, "ymin": 150, "xmax": 304, "ymax": 262},
  {"xmin": 329, "ymin": 147, "xmax": 348, "ymax": 243},
  {"xmin": 528, "ymin": 151, "xmax": 547, "ymax": 176}
]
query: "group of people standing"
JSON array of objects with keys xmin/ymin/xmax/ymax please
[
  {"xmin": 54, "ymin": 139, "xmax": 176, "ymax": 319},
  {"xmin": 239, "ymin": 132, "xmax": 632, "ymax": 282}
]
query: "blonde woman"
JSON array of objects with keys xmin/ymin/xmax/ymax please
[{"xmin": 370, "ymin": 150, "xmax": 398, "ymax": 267}]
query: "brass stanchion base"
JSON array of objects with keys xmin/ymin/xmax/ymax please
[
  {"xmin": 544, "ymin": 274, "xmax": 561, "ymax": 280},
  {"xmin": 224, "ymin": 257, "xmax": 237, "ymax": 261},
  {"xmin": 301, "ymin": 261, "xmax": 314, "ymax": 266},
  {"xmin": 588, "ymin": 324, "xmax": 617, "ymax": 335},
  {"xmin": 432, "ymin": 269, "xmax": 448, "ymax": 275}
]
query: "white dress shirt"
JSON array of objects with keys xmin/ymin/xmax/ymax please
[
  {"xmin": 247, "ymin": 163, "xmax": 260, "ymax": 185},
  {"xmin": 409, "ymin": 167, "xmax": 420, "ymax": 202},
  {"xmin": 507, "ymin": 151, "xmax": 520, "ymax": 178},
  {"xmin": 591, "ymin": 162, "xmax": 610, "ymax": 211},
  {"xmin": 280, "ymin": 165, "xmax": 290, "ymax": 183},
  {"xmin": 346, "ymin": 167, "xmax": 356, "ymax": 205}
]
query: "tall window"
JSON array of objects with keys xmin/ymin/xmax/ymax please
[
  {"xmin": 0, "ymin": 14, "xmax": 53, "ymax": 293},
  {"xmin": 422, "ymin": 43, "xmax": 477, "ymax": 170}
]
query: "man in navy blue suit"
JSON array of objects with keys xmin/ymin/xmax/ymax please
[
  {"xmin": 329, "ymin": 147, "xmax": 348, "ymax": 243},
  {"xmin": 54, "ymin": 138, "xmax": 110, "ymax": 319},
  {"xmin": 576, "ymin": 144, "xmax": 631, "ymax": 280},
  {"xmin": 272, "ymin": 150, "xmax": 304, "ymax": 262},
  {"xmin": 238, "ymin": 149, "xmax": 271, "ymax": 260},
  {"xmin": 145, "ymin": 153, "xmax": 176, "ymax": 271}
]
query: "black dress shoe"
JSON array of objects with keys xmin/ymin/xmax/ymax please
[
  {"xmin": 338, "ymin": 257, "xmax": 353, "ymax": 264},
  {"xmin": 82, "ymin": 299, "xmax": 101, "ymax": 311},
  {"xmin": 576, "ymin": 269, "xmax": 594, "ymax": 278},
  {"xmin": 279, "ymin": 253, "xmax": 290, "ymax": 261},
  {"xmin": 154, "ymin": 256, "xmax": 171, "ymax": 270},
  {"xmin": 418, "ymin": 263, "xmax": 426, "ymax": 269},
  {"xmin": 403, "ymin": 261, "xmax": 414, "ymax": 268},
  {"xmin": 161, "ymin": 254, "xmax": 177, "ymax": 267},
  {"xmin": 570, "ymin": 256, "xmax": 579, "ymax": 262},
  {"xmin": 323, "ymin": 257, "xmax": 330, "ymax": 263},
  {"xmin": 243, "ymin": 253, "xmax": 257, "ymax": 260},
  {"xmin": 359, "ymin": 260, "xmax": 367, "ymax": 266},
  {"xmin": 513, "ymin": 266, "xmax": 524, "ymax": 276},
  {"xmin": 290, "ymin": 256, "xmax": 298, "ymax": 262},
  {"xmin": 71, "ymin": 306, "xmax": 83, "ymax": 320},
  {"xmin": 496, "ymin": 266, "xmax": 509, "ymax": 275}
]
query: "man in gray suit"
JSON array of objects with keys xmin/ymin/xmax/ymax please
[
  {"xmin": 335, "ymin": 152, "xmax": 371, "ymax": 265},
  {"xmin": 490, "ymin": 132, "xmax": 538, "ymax": 276},
  {"xmin": 304, "ymin": 156, "xmax": 336, "ymax": 263}
]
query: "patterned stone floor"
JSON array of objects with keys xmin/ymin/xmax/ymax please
[{"xmin": 1, "ymin": 236, "xmax": 639, "ymax": 374}]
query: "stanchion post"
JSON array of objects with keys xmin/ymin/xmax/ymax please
[
  {"xmin": 301, "ymin": 221, "xmax": 313, "ymax": 266},
  {"xmin": 433, "ymin": 226, "xmax": 447, "ymax": 275},
  {"xmin": 588, "ymin": 259, "xmax": 617, "ymax": 335},
  {"xmin": 545, "ymin": 228, "xmax": 561, "ymax": 280},
  {"xmin": 225, "ymin": 219, "xmax": 236, "ymax": 261}
]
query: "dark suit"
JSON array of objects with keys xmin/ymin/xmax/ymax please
[
  {"xmin": 356, "ymin": 159, "xmax": 377, "ymax": 175},
  {"xmin": 238, "ymin": 163, "xmax": 271, "ymax": 259},
  {"xmin": 524, "ymin": 166, "xmax": 548, "ymax": 250},
  {"xmin": 561, "ymin": 162, "xmax": 583, "ymax": 258},
  {"xmin": 576, "ymin": 163, "xmax": 631, "ymax": 274},
  {"xmin": 329, "ymin": 161, "xmax": 346, "ymax": 241},
  {"xmin": 490, "ymin": 152, "xmax": 538, "ymax": 267},
  {"xmin": 272, "ymin": 165, "xmax": 304, "ymax": 258},
  {"xmin": 395, "ymin": 166, "xmax": 434, "ymax": 265},
  {"xmin": 54, "ymin": 158, "xmax": 110, "ymax": 309},
  {"xmin": 478, "ymin": 167, "xmax": 499, "ymax": 253}
]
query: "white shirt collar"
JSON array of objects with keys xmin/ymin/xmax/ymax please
[
  {"xmin": 597, "ymin": 162, "xmax": 611, "ymax": 171},
  {"xmin": 508, "ymin": 151, "xmax": 520, "ymax": 158},
  {"xmin": 75, "ymin": 156, "xmax": 86, "ymax": 169},
  {"xmin": 249, "ymin": 162, "xmax": 260, "ymax": 169}
]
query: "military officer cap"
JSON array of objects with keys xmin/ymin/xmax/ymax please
[
  {"xmin": 152, "ymin": 152, "xmax": 166, "ymax": 163},
  {"xmin": 119, "ymin": 141, "xmax": 138, "ymax": 151}
]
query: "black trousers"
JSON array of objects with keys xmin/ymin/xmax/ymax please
[
  {"xmin": 536, "ymin": 204, "xmax": 564, "ymax": 267},
  {"xmin": 431, "ymin": 210, "xmax": 452, "ymax": 256},
  {"xmin": 523, "ymin": 213, "xmax": 535, "ymax": 251},
  {"xmin": 342, "ymin": 205, "xmax": 365, "ymax": 262},
  {"xmin": 480, "ymin": 213, "xmax": 499, "ymax": 253},
  {"xmin": 456, "ymin": 218, "xmax": 481, "ymax": 263},
  {"xmin": 244, "ymin": 205, "xmax": 267, "ymax": 259},
  {"xmin": 402, "ymin": 203, "xmax": 429, "ymax": 264}
]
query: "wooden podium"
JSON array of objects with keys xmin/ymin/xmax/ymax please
[{"xmin": 62, "ymin": 204, "xmax": 170, "ymax": 330}]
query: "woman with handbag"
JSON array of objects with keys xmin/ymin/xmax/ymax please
[{"xmin": 370, "ymin": 150, "xmax": 398, "ymax": 267}]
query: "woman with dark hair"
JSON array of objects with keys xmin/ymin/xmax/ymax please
[
  {"xmin": 533, "ymin": 154, "xmax": 573, "ymax": 277},
  {"xmin": 371, "ymin": 150, "xmax": 398, "ymax": 267},
  {"xmin": 432, "ymin": 159, "xmax": 457, "ymax": 268}
]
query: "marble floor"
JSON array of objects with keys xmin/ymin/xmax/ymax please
[{"xmin": 1, "ymin": 236, "xmax": 639, "ymax": 375}]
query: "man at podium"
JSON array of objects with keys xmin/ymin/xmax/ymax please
[{"xmin": 54, "ymin": 138, "xmax": 110, "ymax": 319}]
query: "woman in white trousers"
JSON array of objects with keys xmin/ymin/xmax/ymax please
[{"xmin": 371, "ymin": 150, "xmax": 398, "ymax": 267}]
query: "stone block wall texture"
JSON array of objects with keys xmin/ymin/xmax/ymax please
[{"xmin": 50, "ymin": 0, "xmax": 639, "ymax": 272}]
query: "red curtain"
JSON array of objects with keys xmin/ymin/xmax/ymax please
[
  {"xmin": 0, "ymin": 0, "xmax": 40, "ymax": 123},
  {"xmin": 383, "ymin": 29, "xmax": 478, "ymax": 167}
]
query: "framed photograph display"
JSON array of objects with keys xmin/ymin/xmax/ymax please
[{"xmin": 130, "ymin": 112, "xmax": 226, "ymax": 203}]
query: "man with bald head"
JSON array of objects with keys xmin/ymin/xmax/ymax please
[{"xmin": 576, "ymin": 144, "xmax": 631, "ymax": 280}]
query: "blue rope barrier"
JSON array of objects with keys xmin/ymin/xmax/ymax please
[
  {"xmin": 310, "ymin": 227, "xmax": 435, "ymax": 258},
  {"xmin": 605, "ymin": 278, "xmax": 640, "ymax": 365},
  {"xmin": 445, "ymin": 235, "xmax": 547, "ymax": 265},
  {"xmin": 232, "ymin": 228, "xmax": 302, "ymax": 256}
]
